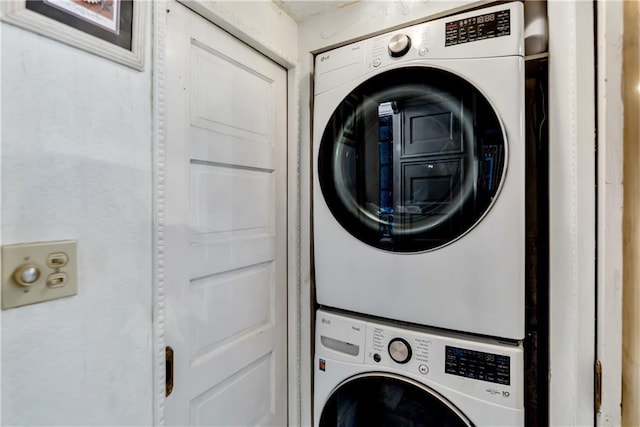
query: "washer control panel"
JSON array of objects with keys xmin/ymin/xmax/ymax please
[
  {"xmin": 445, "ymin": 345, "xmax": 510, "ymax": 385},
  {"xmin": 316, "ymin": 309, "xmax": 523, "ymax": 409},
  {"xmin": 363, "ymin": 314, "xmax": 523, "ymax": 410}
]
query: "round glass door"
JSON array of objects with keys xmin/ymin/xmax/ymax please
[
  {"xmin": 319, "ymin": 373, "xmax": 473, "ymax": 427},
  {"xmin": 318, "ymin": 67, "xmax": 506, "ymax": 252}
]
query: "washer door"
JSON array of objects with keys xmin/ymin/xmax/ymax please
[
  {"xmin": 317, "ymin": 67, "xmax": 506, "ymax": 252},
  {"xmin": 319, "ymin": 373, "xmax": 473, "ymax": 427}
]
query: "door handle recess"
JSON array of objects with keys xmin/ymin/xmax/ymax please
[{"xmin": 166, "ymin": 346, "xmax": 174, "ymax": 397}]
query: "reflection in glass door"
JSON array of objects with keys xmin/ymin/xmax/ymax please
[{"xmin": 318, "ymin": 67, "xmax": 506, "ymax": 252}]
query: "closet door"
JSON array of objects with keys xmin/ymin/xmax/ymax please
[{"xmin": 164, "ymin": 2, "xmax": 288, "ymax": 425}]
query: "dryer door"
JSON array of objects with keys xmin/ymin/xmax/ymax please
[
  {"xmin": 319, "ymin": 373, "xmax": 473, "ymax": 426},
  {"xmin": 317, "ymin": 66, "xmax": 506, "ymax": 252}
]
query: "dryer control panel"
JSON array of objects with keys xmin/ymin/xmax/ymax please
[
  {"xmin": 314, "ymin": 1, "xmax": 524, "ymax": 96},
  {"xmin": 316, "ymin": 310, "xmax": 523, "ymax": 410}
]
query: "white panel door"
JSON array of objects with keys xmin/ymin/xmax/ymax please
[{"xmin": 164, "ymin": 2, "xmax": 287, "ymax": 425}]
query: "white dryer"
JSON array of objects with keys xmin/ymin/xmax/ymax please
[
  {"xmin": 314, "ymin": 309, "xmax": 524, "ymax": 427},
  {"xmin": 313, "ymin": 2, "xmax": 525, "ymax": 339}
]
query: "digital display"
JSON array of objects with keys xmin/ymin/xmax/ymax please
[
  {"xmin": 445, "ymin": 9, "xmax": 511, "ymax": 47},
  {"xmin": 445, "ymin": 346, "xmax": 510, "ymax": 385}
]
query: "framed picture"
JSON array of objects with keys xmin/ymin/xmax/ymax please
[{"xmin": 0, "ymin": 0, "xmax": 146, "ymax": 70}]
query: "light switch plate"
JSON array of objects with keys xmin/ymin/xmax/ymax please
[{"xmin": 2, "ymin": 240, "xmax": 78, "ymax": 309}]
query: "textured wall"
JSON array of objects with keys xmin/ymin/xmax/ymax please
[{"xmin": 1, "ymin": 16, "xmax": 153, "ymax": 426}]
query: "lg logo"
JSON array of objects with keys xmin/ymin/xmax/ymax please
[{"xmin": 320, "ymin": 55, "xmax": 330, "ymax": 62}]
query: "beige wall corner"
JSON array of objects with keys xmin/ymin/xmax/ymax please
[{"xmin": 623, "ymin": 0, "xmax": 640, "ymax": 425}]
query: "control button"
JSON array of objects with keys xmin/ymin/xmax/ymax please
[
  {"xmin": 419, "ymin": 364, "xmax": 429, "ymax": 375},
  {"xmin": 372, "ymin": 58, "xmax": 382, "ymax": 68},
  {"xmin": 388, "ymin": 338, "xmax": 412, "ymax": 364},
  {"xmin": 13, "ymin": 264, "xmax": 41, "ymax": 286},
  {"xmin": 373, "ymin": 353, "xmax": 381, "ymax": 363},
  {"xmin": 388, "ymin": 34, "xmax": 411, "ymax": 57},
  {"xmin": 419, "ymin": 47, "xmax": 429, "ymax": 56}
]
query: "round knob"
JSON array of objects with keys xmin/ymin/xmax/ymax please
[
  {"xmin": 13, "ymin": 264, "xmax": 41, "ymax": 286},
  {"xmin": 388, "ymin": 338, "xmax": 412, "ymax": 364},
  {"xmin": 388, "ymin": 34, "xmax": 411, "ymax": 57}
]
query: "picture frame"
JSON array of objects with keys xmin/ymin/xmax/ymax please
[{"xmin": 0, "ymin": 0, "xmax": 146, "ymax": 70}]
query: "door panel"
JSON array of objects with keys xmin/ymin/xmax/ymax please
[
  {"xmin": 190, "ymin": 354, "xmax": 275, "ymax": 426},
  {"xmin": 189, "ymin": 163, "xmax": 274, "ymax": 235},
  {"xmin": 187, "ymin": 263, "xmax": 273, "ymax": 358},
  {"xmin": 401, "ymin": 102, "xmax": 462, "ymax": 157},
  {"xmin": 165, "ymin": 2, "xmax": 287, "ymax": 425},
  {"xmin": 400, "ymin": 160, "xmax": 461, "ymax": 214}
]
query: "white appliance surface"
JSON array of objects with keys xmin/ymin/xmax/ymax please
[
  {"xmin": 313, "ymin": 2, "xmax": 525, "ymax": 340},
  {"xmin": 314, "ymin": 310, "xmax": 524, "ymax": 427}
]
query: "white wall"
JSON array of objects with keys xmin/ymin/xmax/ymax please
[
  {"xmin": 1, "ymin": 11, "xmax": 153, "ymax": 426},
  {"xmin": 0, "ymin": 1, "xmax": 297, "ymax": 424}
]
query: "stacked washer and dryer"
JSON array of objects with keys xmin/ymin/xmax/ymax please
[{"xmin": 312, "ymin": 2, "xmax": 527, "ymax": 426}]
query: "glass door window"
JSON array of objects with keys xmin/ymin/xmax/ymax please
[
  {"xmin": 318, "ymin": 67, "xmax": 506, "ymax": 252},
  {"xmin": 319, "ymin": 374, "xmax": 472, "ymax": 427}
]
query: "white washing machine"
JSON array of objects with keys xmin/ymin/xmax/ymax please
[
  {"xmin": 314, "ymin": 309, "xmax": 524, "ymax": 427},
  {"xmin": 313, "ymin": 2, "xmax": 525, "ymax": 339}
]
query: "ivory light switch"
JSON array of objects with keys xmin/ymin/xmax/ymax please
[{"xmin": 2, "ymin": 240, "xmax": 78, "ymax": 309}]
